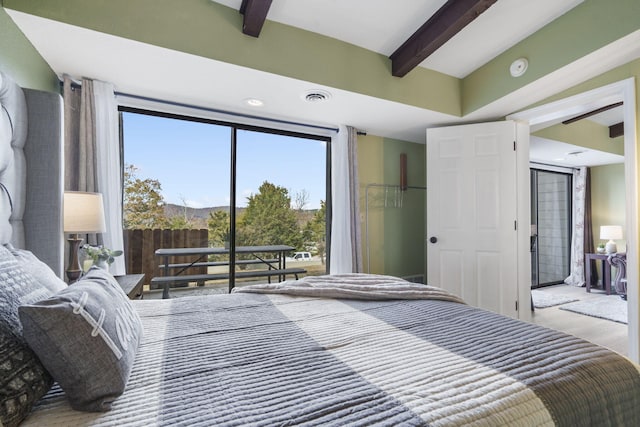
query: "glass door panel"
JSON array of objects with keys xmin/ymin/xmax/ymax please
[
  {"xmin": 235, "ymin": 129, "xmax": 327, "ymax": 286},
  {"xmin": 122, "ymin": 112, "xmax": 231, "ymax": 294},
  {"xmin": 530, "ymin": 169, "xmax": 572, "ymax": 288}
]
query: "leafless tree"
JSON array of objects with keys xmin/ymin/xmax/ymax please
[{"xmin": 292, "ymin": 189, "xmax": 310, "ymax": 211}]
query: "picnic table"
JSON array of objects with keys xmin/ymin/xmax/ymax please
[{"xmin": 152, "ymin": 245, "xmax": 306, "ymax": 298}]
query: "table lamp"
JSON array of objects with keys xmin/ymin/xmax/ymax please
[
  {"xmin": 600, "ymin": 225, "xmax": 623, "ymax": 254},
  {"xmin": 63, "ymin": 191, "xmax": 107, "ymax": 282}
]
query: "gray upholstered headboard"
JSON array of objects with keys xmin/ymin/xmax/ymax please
[{"xmin": 0, "ymin": 71, "xmax": 64, "ymax": 276}]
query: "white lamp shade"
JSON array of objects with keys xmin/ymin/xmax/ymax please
[
  {"xmin": 600, "ymin": 225, "xmax": 623, "ymax": 240},
  {"xmin": 63, "ymin": 191, "xmax": 107, "ymax": 233}
]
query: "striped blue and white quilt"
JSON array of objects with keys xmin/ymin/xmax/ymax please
[{"xmin": 23, "ymin": 274, "xmax": 640, "ymax": 426}]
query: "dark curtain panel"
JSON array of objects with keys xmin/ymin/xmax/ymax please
[
  {"xmin": 583, "ymin": 167, "xmax": 598, "ymax": 286},
  {"xmin": 63, "ymin": 76, "xmax": 80, "ymax": 191},
  {"xmin": 347, "ymin": 126, "xmax": 363, "ymax": 273},
  {"xmin": 63, "ymin": 76, "xmax": 97, "ymax": 193},
  {"xmin": 63, "ymin": 76, "xmax": 100, "ymax": 246}
]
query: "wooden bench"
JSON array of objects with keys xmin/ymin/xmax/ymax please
[{"xmin": 151, "ymin": 267, "xmax": 307, "ymax": 289}]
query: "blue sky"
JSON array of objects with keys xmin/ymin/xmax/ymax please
[{"xmin": 122, "ymin": 112, "xmax": 327, "ymax": 209}]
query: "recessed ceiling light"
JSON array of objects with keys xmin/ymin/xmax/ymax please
[
  {"xmin": 553, "ymin": 158, "xmax": 565, "ymax": 162},
  {"xmin": 303, "ymin": 89, "xmax": 332, "ymax": 103},
  {"xmin": 244, "ymin": 98, "xmax": 264, "ymax": 107}
]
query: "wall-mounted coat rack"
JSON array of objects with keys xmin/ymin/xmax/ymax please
[{"xmin": 364, "ymin": 183, "xmax": 426, "ymax": 273}]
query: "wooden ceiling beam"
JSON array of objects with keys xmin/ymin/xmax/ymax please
[
  {"xmin": 609, "ymin": 122, "xmax": 624, "ymax": 138},
  {"xmin": 240, "ymin": 0, "xmax": 273, "ymax": 38},
  {"xmin": 389, "ymin": 0, "xmax": 497, "ymax": 77}
]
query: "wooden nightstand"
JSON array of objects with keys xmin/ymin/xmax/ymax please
[{"xmin": 115, "ymin": 274, "xmax": 145, "ymax": 299}]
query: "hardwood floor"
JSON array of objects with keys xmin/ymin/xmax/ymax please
[{"xmin": 529, "ymin": 284, "xmax": 628, "ymax": 356}]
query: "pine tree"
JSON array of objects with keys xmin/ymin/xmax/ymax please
[{"xmin": 240, "ymin": 181, "xmax": 302, "ymax": 249}]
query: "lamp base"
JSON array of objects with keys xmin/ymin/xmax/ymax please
[
  {"xmin": 66, "ymin": 234, "xmax": 83, "ymax": 283},
  {"xmin": 605, "ymin": 240, "xmax": 617, "ymax": 254}
]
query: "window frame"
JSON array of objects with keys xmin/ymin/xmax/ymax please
[{"xmin": 118, "ymin": 106, "xmax": 332, "ymax": 283}]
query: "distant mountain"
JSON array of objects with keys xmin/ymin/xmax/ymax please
[
  {"xmin": 164, "ymin": 203, "xmax": 318, "ymax": 227},
  {"xmin": 164, "ymin": 204, "xmax": 235, "ymax": 219}
]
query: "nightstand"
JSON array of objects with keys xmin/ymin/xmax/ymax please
[{"xmin": 115, "ymin": 274, "xmax": 145, "ymax": 299}]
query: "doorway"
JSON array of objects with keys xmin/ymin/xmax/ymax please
[
  {"xmin": 530, "ymin": 169, "xmax": 572, "ymax": 288},
  {"xmin": 508, "ymin": 78, "xmax": 638, "ymax": 362}
]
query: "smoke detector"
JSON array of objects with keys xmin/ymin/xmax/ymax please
[
  {"xmin": 303, "ymin": 90, "xmax": 331, "ymax": 103},
  {"xmin": 509, "ymin": 58, "xmax": 528, "ymax": 77}
]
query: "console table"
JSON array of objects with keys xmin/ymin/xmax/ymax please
[
  {"xmin": 115, "ymin": 273, "xmax": 145, "ymax": 299},
  {"xmin": 584, "ymin": 253, "xmax": 624, "ymax": 295}
]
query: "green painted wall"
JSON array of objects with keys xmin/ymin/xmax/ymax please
[
  {"xmin": 533, "ymin": 120, "xmax": 623, "ymax": 156},
  {"xmin": 4, "ymin": 0, "xmax": 460, "ymax": 116},
  {"xmin": 6, "ymin": 0, "xmax": 640, "ymax": 120},
  {"xmin": 6, "ymin": 0, "xmax": 639, "ymax": 119},
  {"xmin": 358, "ymin": 135, "xmax": 425, "ymax": 279},
  {"xmin": 3, "ymin": 0, "xmax": 639, "ymax": 287},
  {"xmin": 462, "ymin": 0, "xmax": 640, "ymax": 115},
  {"xmin": 526, "ymin": 58, "xmax": 640, "ymax": 111},
  {"xmin": 0, "ymin": 6, "xmax": 58, "ymax": 91},
  {"xmin": 591, "ymin": 164, "xmax": 626, "ymax": 253}
]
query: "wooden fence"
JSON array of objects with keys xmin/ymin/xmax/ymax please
[{"xmin": 123, "ymin": 229, "xmax": 208, "ymax": 289}]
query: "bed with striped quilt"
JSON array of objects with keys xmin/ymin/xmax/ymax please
[{"xmin": 23, "ymin": 274, "xmax": 640, "ymax": 426}]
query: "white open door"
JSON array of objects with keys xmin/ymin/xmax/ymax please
[{"xmin": 427, "ymin": 121, "xmax": 529, "ymax": 318}]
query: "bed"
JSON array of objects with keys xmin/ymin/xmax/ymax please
[{"xmin": 1, "ymin": 70, "xmax": 639, "ymax": 426}]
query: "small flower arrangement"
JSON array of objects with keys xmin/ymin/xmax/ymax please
[{"xmin": 82, "ymin": 244, "xmax": 123, "ymax": 265}]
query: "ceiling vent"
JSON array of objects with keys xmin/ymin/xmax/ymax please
[{"xmin": 303, "ymin": 90, "xmax": 331, "ymax": 103}]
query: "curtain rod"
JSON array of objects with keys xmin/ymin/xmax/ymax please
[
  {"xmin": 61, "ymin": 79, "xmax": 341, "ymax": 134},
  {"xmin": 530, "ymin": 161, "xmax": 581, "ymax": 171},
  {"xmin": 116, "ymin": 92, "xmax": 340, "ymax": 134}
]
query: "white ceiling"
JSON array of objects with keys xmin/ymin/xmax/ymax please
[
  {"xmin": 5, "ymin": 1, "xmax": 638, "ymax": 160},
  {"xmin": 528, "ymin": 103, "xmax": 625, "ymax": 167},
  {"xmin": 587, "ymin": 105, "xmax": 624, "ymax": 127},
  {"xmin": 7, "ymin": 10, "xmax": 460, "ymax": 143},
  {"xmin": 211, "ymin": 0, "xmax": 584, "ymax": 78},
  {"xmin": 530, "ymin": 136, "xmax": 623, "ymax": 168}
]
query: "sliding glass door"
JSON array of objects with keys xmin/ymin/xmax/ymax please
[
  {"xmin": 530, "ymin": 169, "xmax": 572, "ymax": 288},
  {"xmin": 121, "ymin": 108, "xmax": 329, "ymax": 293}
]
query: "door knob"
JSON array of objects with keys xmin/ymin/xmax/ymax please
[{"xmin": 429, "ymin": 236, "xmax": 438, "ymax": 244}]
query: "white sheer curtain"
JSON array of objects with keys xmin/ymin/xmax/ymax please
[
  {"xmin": 330, "ymin": 125, "xmax": 362, "ymax": 274},
  {"xmin": 93, "ymin": 81, "xmax": 126, "ymax": 276},
  {"xmin": 565, "ymin": 166, "xmax": 587, "ymax": 286}
]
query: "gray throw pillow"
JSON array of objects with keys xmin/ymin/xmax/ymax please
[
  {"xmin": 19, "ymin": 267, "xmax": 143, "ymax": 412},
  {"xmin": 5, "ymin": 244, "xmax": 67, "ymax": 294},
  {"xmin": 0, "ymin": 245, "xmax": 54, "ymax": 426}
]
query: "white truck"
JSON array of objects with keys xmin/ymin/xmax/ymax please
[{"xmin": 289, "ymin": 251, "xmax": 312, "ymax": 261}]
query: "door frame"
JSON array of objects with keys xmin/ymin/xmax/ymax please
[{"xmin": 507, "ymin": 78, "xmax": 638, "ymax": 363}]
